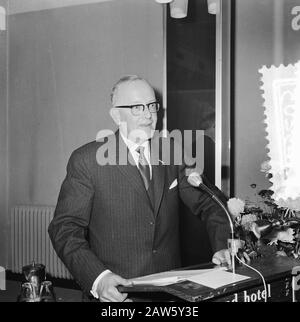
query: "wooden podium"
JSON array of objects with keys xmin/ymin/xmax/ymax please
[{"xmin": 119, "ymin": 257, "xmax": 300, "ymax": 302}]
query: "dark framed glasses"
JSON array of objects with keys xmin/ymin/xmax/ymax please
[{"xmin": 115, "ymin": 102, "xmax": 160, "ymax": 116}]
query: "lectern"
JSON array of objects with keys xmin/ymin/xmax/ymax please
[{"xmin": 119, "ymin": 256, "xmax": 300, "ymax": 302}]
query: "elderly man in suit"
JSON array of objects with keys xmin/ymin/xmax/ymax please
[{"xmin": 48, "ymin": 75, "xmax": 231, "ymax": 302}]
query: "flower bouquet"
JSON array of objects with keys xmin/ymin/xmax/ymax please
[{"xmin": 228, "ymin": 192, "xmax": 300, "ymax": 261}]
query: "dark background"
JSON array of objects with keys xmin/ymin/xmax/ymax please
[{"xmin": 167, "ymin": 0, "xmax": 216, "ymax": 265}]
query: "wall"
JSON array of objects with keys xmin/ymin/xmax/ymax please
[
  {"xmin": 9, "ymin": 0, "xmax": 113, "ymax": 14},
  {"xmin": 4, "ymin": 0, "xmax": 164, "ymax": 268},
  {"xmin": 0, "ymin": 0, "xmax": 8, "ymax": 267},
  {"xmin": 8, "ymin": 0, "xmax": 164, "ymax": 208},
  {"xmin": 234, "ymin": 0, "xmax": 300, "ymax": 202}
]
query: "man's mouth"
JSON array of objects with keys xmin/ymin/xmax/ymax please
[{"xmin": 139, "ymin": 123, "xmax": 152, "ymax": 127}]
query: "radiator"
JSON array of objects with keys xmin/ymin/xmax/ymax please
[{"xmin": 11, "ymin": 205, "xmax": 72, "ymax": 279}]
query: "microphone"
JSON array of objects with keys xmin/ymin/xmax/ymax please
[{"xmin": 187, "ymin": 172, "xmax": 236, "ymax": 274}]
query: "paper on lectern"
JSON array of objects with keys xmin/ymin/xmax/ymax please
[
  {"xmin": 129, "ymin": 267, "xmax": 227, "ymax": 286},
  {"xmin": 186, "ymin": 270, "xmax": 250, "ymax": 289}
]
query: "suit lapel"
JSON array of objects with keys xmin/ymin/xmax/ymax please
[
  {"xmin": 150, "ymin": 136, "xmax": 166, "ymax": 217},
  {"xmin": 152, "ymin": 165, "xmax": 166, "ymax": 217}
]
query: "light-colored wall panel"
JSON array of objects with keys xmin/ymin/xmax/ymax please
[
  {"xmin": 8, "ymin": 0, "xmax": 164, "ymax": 208},
  {"xmin": 8, "ymin": 0, "xmax": 113, "ymax": 14}
]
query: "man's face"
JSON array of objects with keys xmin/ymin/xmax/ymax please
[{"xmin": 112, "ymin": 80, "xmax": 158, "ymax": 143}]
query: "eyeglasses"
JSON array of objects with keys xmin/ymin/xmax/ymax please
[{"xmin": 114, "ymin": 102, "xmax": 160, "ymax": 116}]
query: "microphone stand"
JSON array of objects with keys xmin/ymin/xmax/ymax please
[{"xmin": 197, "ymin": 183, "xmax": 236, "ymax": 275}]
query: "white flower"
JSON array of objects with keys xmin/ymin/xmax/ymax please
[
  {"xmin": 227, "ymin": 198, "xmax": 245, "ymax": 219},
  {"xmin": 241, "ymin": 214, "xmax": 257, "ymax": 226},
  {"xmin": 268, "ymin": 228, "xmax": 295, "ymax": 245},
  {"xmin": 260, "ymin": 160, "xmax": 271, "ymax": 173},
  {"xmin": 277, "ymin": 228, "xmax": 295, "ymax": 243}
]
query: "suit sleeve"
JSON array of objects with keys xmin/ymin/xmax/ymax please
[
  {"xmin": 178, "ymin": 165, "xmax": 231, "ymax": 253},
  {"xmin": 48, "ymin": 150, "xmax": 106, "ymax": 293}
]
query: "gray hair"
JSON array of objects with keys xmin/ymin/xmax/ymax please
[{"xmin": 110, "ymin": 75, "xmax": 151, "ymax": 105}]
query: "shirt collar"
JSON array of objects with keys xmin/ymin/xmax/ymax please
[{"xmin": 119, "ymin": 131, "xmax": 149, "ymax": 155}]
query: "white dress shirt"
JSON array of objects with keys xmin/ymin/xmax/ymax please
[{"xmin": 90, "ymin": 132, "xmax": 152, "ymax": 299}]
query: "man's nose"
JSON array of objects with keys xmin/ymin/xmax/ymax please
[{"xmin": 143, "ymin": 106, "xmax": 152, "ymax": 118}]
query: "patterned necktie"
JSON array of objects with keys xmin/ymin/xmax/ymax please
[{"xmin": 136, "ymin": 146, "xmax": 151, "ymax": 191}]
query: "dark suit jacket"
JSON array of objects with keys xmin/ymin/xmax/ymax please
[{"xmin": 48, "ymin": 131, "xmax": 230, "ymax": 294}]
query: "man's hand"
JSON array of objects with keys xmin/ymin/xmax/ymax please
[
  {"xmin": 96, "ymin": 272, "xmax": 133, "ymax": 302},
  {"xmin": 212, "ymin": 249, "xmax": 251, "ymax": 267},
  {"xmin": 212, "ymin": 249, "xmax": 231, "ymax": 266}
]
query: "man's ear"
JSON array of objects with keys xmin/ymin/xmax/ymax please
[{"xmin": 110, "ymin": 107, "xmax": 121, "ymax": 125}]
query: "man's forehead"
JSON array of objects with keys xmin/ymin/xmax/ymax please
[{"xmin": 114, "ymin": 80, "xmax": 155, "ymax": 103}]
